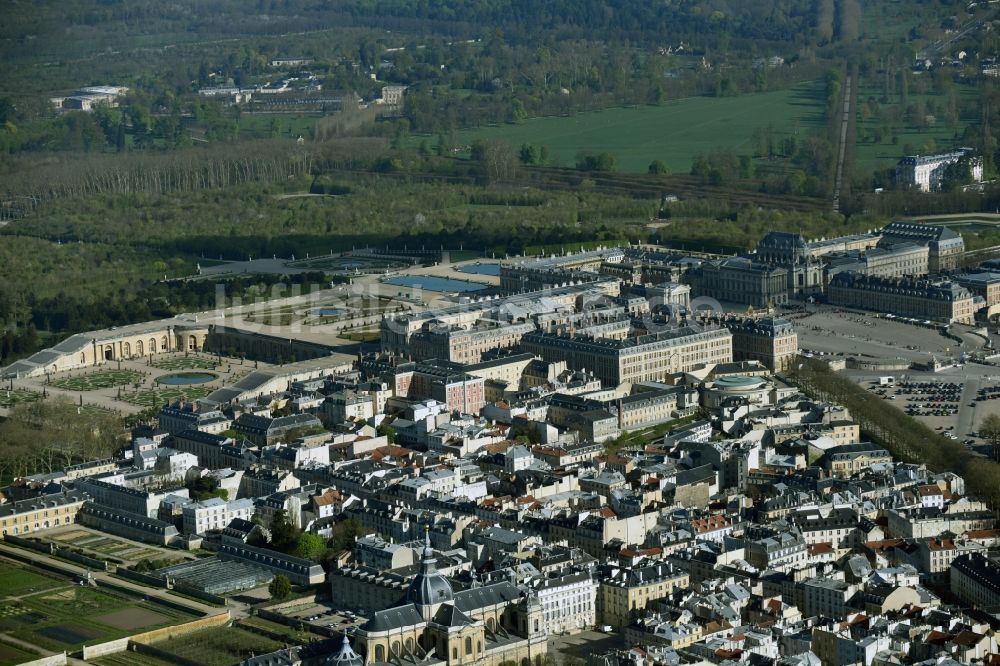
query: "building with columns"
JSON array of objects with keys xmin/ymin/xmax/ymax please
[{"xmin": 1, "ymin": 319, "xmax": 209, "ymax": 379}]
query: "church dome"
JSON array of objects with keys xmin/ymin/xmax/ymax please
[
  {"xmin": 405, "ymin": 529, "xmax": 454, "ymax": 607},
  {"xmin": 328, "ymin": 634, "xmax": 364, "ymax": 666}
]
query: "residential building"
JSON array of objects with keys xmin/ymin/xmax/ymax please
[
  {"xmin": 530, "ymin": 569, "xmax": 597, "ymax": 635},
  {"xmin": 722, "ymin": 316, "xmax": 799, "ymax": 371},
  {"xmin": 181, "ymin": 497, "xmax": 255, "ymax": 535},
  {"xmin": 950, "ymin": 553, "xmax": 1000, "ymax": 610},
  {"xmin": 596, "ymin": 561, "xmax": 690, "ymax": 630}
]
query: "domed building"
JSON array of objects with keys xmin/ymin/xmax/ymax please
[
  {"xmin": 406, "ymin": 531, "xmax": 455, "ymax": 619},
  {"xmin": 702, "ymin": 374, "xmax": 774, "ymax": 410},
  {"xmin": 355, "ymin": 529, "xmax": 547, "ymax": 666},
  {"xmin": 328, "ymin": 635, "xmax": 364, "ymax": 666}
]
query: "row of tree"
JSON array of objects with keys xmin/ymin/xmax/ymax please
[
  {"xmin": 789, "ymin": 357, "xmax": 1000, "ymax": 511},
  {"xmin": 0, "ymin": 399, "xmax": 125, "ymax": 485}
]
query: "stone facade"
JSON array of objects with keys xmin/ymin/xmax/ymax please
[
  {"xmin": 519, "ymin": 325, "xmax": 732, "ymax": 387},
  {"xmin": 721, "ymin": 316, "xmax": 799, "ymax": 371},
  {"xmin": 827, "ymin": 273, "xmax": 976, "ymax": 325},
  {"xmin": 687, "ymin": 257, "xmax": 790, "ymax": 308}
]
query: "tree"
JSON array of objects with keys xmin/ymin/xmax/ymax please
[
  {"xmin": 576, "ymin": 151, "xmax": 616, "ymax": 172},
  {"xmin": 648, "ymin": 160, "xmax": 669, "ymax": 175},
  {"xmin": 188, "ymin": 475, "xmax": 227, "ymax": 501},
  {"xmin": 510, "ymin": 99, "xmax": 528, "ymax": 123},
  {"xmin": 981, "ymin": 413, "xmax": 1000, "ymax": 460},
  {"xmin": 268, "ymin": 574, "xmax": 292, "ymax": 601},
  {"xmin": 518, "ymin": 144, "xmax": 548, "ymax": 165},
  {"xmin": 377, "ymin": 422, "xmax": 397, "ymax": 444},
  {"xmin": 269, "ymin": 509, "xmax": 301, "ymax": 553},
  {"xmin": 472, "ymin": 139, "xmax": 518, "ymax": 185},
  {"xmin": 940, "ymin": 158, "xmax": 973, "ymax": 192},
  {"xmin": 331, "ymin": 517, "xmax": 366, "ymax": 553},
  {"xmin": 292, "ymin": 532, "xmax": 328, "ymax": 561}
]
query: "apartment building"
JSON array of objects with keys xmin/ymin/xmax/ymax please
[
  {"xmin": 721, "ymin": 316, "xmax": 799, "ymax": 371},
  {"xmin": 530, "ymin": 570, "xmax": 597, "ymax": 635},
  {"xmin": 181, "ymin": 497, "xmax": 255, "ymax": 535},
  {"xmin": 950, "ymin": 553, "xmax": 1000, "ymax": 610},
  {"xmin": 597, "ymin": 562, "xmax": 691, "ymax": 630}
]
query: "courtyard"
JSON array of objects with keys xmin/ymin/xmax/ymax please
[
  {"xmin": 794, "ymin": 307, "xmax": 984, "ymax": 362},
  {"xmin": 4, "ymin": 352, "xmax": 238, "ymax": 416}
]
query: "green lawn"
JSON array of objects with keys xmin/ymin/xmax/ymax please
[
  {"xmin": 432, "ymin": 82, "xmax": 826, "ymax": 173},
  {"xmin": 0, "ymin": 561, "xmax": 63, "ymax": 597},
  {"xmin": 0, "ymin": 641, "xmax": 34, "ymax": 666},
  {"xmin": 50, "ymin": 370, "xmax": 144, "ymax": 391},
  {"xmin": 447, "ymin": 250, "xmax": 484, "ymax": 262},
  {"xmin": 239, "ymin": 112, "xmax": 325, "ymax": 140}
]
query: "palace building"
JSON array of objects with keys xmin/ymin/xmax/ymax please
[{"xmin": 1, "ymin": 319, "xmax": 209, "ymax": 379}]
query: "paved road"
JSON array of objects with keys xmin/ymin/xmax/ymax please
[
  {"xmin": 832, "ymin": 73, "xmax": 853, "ymax": 212},
  {"xmin": 958, "ymin": 376, "xmax": 981, "ymax": 438}
]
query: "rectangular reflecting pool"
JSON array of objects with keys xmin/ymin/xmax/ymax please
[{"xmin": 383, "ymin": 276, "xmax": 489, "ymax": 293}]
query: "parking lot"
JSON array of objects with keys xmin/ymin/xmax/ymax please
[
  {"xmin": 857, "ymin": 372, "xmax": 1000, "ymax": 457},
  {"xmin": 273, "ymin": 600, "xmax": 367, "ymax": 631},
  {"xmin": 795, "ymin": 309, "xmax": 983, "ymax": 362}
]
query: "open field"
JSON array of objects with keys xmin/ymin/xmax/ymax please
[
  {"xmin": 50, "ymin": 369, "xmax": 144, "ymax": 391},
  {"xmin": 0, "ymin": 561, "xmax": 63, "ymax": 597},
  {"xmin": 238, "ymin": 112, "xmax": 325, "ymax": 140},
  {"xmin": 853, "ymin": 80, "xmax": 979, "ymax": 173},
  {"xmin": 0, "ymin": 560, "xmax": 197, "ymax": 654},
  {"xmin": 432, "ymin": 82, "xmax": 826, "ymax": 173},
  {"xmin": 0, "ymin": 642, "xmax": 34, "ymax": 666},
  {"xmin": 147, "ymin": 625, "xmax": 287, "ymax": 665}
]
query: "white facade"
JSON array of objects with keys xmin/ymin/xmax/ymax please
[
  {"xmin": 182, "ymin": 497, "xmax": 255, "ymax": 534},
  {"xmin": 533, "ymin": 571, "xmax": 597, "ymax": 635},
  {"xmin": 896, "ymin": 150, "xmax": 984, "ymax": 192}
]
